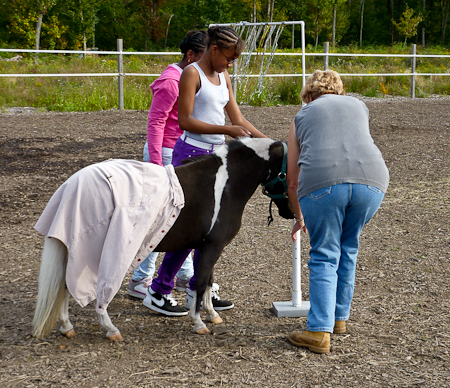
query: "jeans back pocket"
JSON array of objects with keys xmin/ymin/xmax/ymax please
[
  {"xmin": 367, "ymin": 185, "xmax": 382, "ymax": 194},
  {"xmin": 307, "ymin": 186, "xmax": 332, "ymax": 200}
]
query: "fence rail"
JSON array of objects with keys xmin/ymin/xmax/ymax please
[{"xmin": 1, "ymin": 42, "xmax": 449, "ymax": 108}]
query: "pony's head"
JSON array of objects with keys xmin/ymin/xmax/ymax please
[
  {"xmin": 261, "ymin": 141, "xmax": 295, "ymax": 223},
  {"xmin": 236, "ymin": 138, "xmax": 294, "ymax": 224}
]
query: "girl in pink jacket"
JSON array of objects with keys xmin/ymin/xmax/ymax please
[{"xmin": 128, "ymin": 31, "xmax": 207, "ymax": 305}]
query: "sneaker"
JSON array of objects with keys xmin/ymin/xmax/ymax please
[
  {"xmin": 175, "ymin": 278, "xmax": 190, "ymax": 292},
  {"xmin": 185, "ymin": 283, "xmax": 234, "ymax": 311},
  {"xmin": 143, "ymin": 288, "xmax": 188, "ymax": 316},
  {"xmin": 127, "ymin": 277, "xmax": 152, "ymax": 299}
]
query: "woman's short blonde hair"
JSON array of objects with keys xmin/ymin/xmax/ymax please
[{"xmin": 300, "ymin": 69, "xmax": 345, "ymax": 104}]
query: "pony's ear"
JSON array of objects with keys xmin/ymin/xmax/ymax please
[{"xmin": 269, "ymin": 141, "xmax": 285, "ymax": 159}]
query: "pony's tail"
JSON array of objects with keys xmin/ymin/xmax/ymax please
[{"xmin": 32, "ymin": 237, "xmax": 68, "ymax": 339}]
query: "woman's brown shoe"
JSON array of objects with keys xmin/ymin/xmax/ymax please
[
  {"xmin": 333, "ymin": 320, "xmax": 347, "ymax": 334},
  {"xmin": 288, "ymin": 330, "xmax": 330, "ymax": 353}
]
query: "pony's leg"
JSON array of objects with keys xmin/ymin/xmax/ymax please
[
  {"xmin": 189, "ymin": 248, "xmax": 224, "ymax": 334},
  {"xmin": 97, "ymin": 310, "xmax": 123, "ymax": 341},
  {"xmin": 204, "ymin": 285, "xmax": 222, "ymax": 324},
  {"xmin": 58, "ymin": 289, "xmax": 75, "ymax": 338},
  {"xmin": 188, "ymin": 289, "xmax": 210, "ymax": 334}
]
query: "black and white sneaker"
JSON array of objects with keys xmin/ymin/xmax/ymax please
[
  {"xmin": 143, "ymin": 287, "xmax": 188, "ymax": 316},
  {"xmin": 185, "ymin": 283, "xmax": 234, "ymax": 311}
]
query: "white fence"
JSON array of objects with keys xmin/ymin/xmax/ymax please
[{"xmin": 1, "ymin": 41, "xmax": 449, "ymax": 108}]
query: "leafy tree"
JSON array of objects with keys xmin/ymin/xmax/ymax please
[
  {"xmin": 331, "ymin": 0, "xmax": 348, "ymax": 46},
  {"xmin": 8, "ymin": 0, "xmax": 64, "ymax": 53},
  {"xmin": 437, "ymin": 0, "xmax": 450, "ymax": 45},
  {"xmin": 64, "ymin": 0, "xmax": 100, "ymax": 50},
  {"xmin": 35, "ymin": 0, "xmax": 58, "ymax": 61},
  {"xmin": 392, "ymin": 5, "xmax": 423, "ymax": 45}
]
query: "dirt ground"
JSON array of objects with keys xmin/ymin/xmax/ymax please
[{"xmin": 1, "ymin": 96, "xmax": 450, "ymax": 387}]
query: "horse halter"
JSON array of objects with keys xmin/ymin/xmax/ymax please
[{"xmin": 261, "ymin": 142, "xmax": 289, "ymax": 225}]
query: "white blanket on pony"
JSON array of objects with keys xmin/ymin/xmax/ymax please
[{"xmin": 35, "ymin": 159, "xmax": 184, "ymax": 314}]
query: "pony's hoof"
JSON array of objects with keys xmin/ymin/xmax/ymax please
[
  {"xmin": 63, "ymin": 329, "xmax": 76, "ymax": 338},
  {"xmin": 208, "ymin": 316, "xmax": 223, "ymax": 324},
  {"xmin": 195, "ymin": 326, "xmax": 211, "ymax": 335},
  {"xmin": 108, "ymin": 333, "xmax": 123, "ymax": 341}
]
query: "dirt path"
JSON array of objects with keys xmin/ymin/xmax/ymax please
[{"xmin": 1, "ymin": 97, "xmax": 450, "ymax": 387}]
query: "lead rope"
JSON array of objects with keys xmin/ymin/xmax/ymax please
[{"xmin": 267, "ymin": 199, "xmax": 274, "ymax": 226}]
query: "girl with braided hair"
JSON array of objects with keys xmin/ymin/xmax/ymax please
[{"xmin": 144, "ymin": 26, "xmax": 267, "ymax": 316}]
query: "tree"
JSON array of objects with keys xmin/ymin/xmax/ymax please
[
  {"xmin": 359, "ymin": 0, "xmax": 365, "ymax": 46},
  {"xmin": 392, "ymin": 5, "xmax": 423, "ymax": 45},
  {"xmin": 331, "ymin": 0, "xmax": 347, "ymax": 46},
  {"xmin": 35, "ymin": 0, "xmax": 58, "ymax": 62},
  {"xmin": 438, "ymin": 0, "xmax": 450, "ymax": 45}
]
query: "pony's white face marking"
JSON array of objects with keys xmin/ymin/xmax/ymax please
[
  {"xmin": 208, "ymin": 145, "xmax": 229, "ymax": 234},
  {"xmin": 239, "ymin": 137, "xmax": 276, "ymax": 161},
  {"xmin": 207, "ymin": 139, "xmax": 276, "ymax": 234}
]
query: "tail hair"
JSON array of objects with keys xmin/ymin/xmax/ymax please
[{"xmin": 32, "ymin": 237, "xmax": 68, "ymax": 339}]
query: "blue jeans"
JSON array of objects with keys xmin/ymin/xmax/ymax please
[
  {"xmin": 300, "ymin": 183, "xmax": 385, "ymax": 333},
  {"xmin": 132, "ymin": 143, "xmax": 194, "ymax": 282}
]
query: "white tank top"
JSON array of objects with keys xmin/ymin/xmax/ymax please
[{"xmin": 183, "ymin": 62, "xmax": 229, "ymax": 145}]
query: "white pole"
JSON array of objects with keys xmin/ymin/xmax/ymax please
[
  {"xmin": 292, "ymin": 229, "xmax": 301, "ymax": 306},
  {"xmin": 272, "ymin": 221, "xmax": 310, "ymax": 317}
]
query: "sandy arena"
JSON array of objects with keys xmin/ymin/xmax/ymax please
[{"xmin": 1, "ymin": 97, "xmax": 450, "ymax": 387}]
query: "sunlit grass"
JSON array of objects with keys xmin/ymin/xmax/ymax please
[{"xmin": 0, "ymin": 45, "xmax": 449, "ymax": 111}]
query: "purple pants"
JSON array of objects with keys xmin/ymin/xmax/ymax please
[{"xmin": 151, "ymin": 136, "xmax": 223, "ymax": 295}]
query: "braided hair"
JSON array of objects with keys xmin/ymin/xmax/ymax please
[
  {"xmin": 179, "ymin": 30, "xmax": 207, "ymax": 57},
  {"xmin": 207, "ymin": 26, "xmax": 245, "ymax": 56}
]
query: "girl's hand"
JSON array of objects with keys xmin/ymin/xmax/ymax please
[{"xmin": 226, "ymin": 125, "xmax": 251, "ymax": 138}]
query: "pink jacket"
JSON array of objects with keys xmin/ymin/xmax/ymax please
[{"xmin": 147, "ymin": 64, "xmax": 183, "ymax": 166}]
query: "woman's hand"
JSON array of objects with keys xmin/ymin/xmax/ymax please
[{"xmin": 291, "ymin": 220, "xmax": 307, "ymax": 241}]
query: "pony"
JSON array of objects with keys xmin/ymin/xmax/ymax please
[{"xmin": 32, "ymin": 137, "xmax": 293, "ymax": 341}]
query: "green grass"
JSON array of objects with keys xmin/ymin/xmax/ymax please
[{"xmin": 0, "ymin": 45, "xmax": 449, "ymax": 111}]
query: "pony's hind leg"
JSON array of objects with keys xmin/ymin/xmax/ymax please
[
  {"xmin": 58, "ymin": 289, "xmax": 75, "ymax": 338},
  {"xmin": 204, "ymin": 286, "xmax": 222, "ymax": 324},
  {"xmin": 97, "ymin": 310, "xmax": 123, "ymax": 341}
]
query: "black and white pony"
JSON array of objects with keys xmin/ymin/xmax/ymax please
[{"xmin": 32, "ymin": 137, "xmax": 293, "ymax": 340}]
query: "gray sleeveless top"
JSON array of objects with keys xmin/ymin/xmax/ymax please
[
  {"xmin": 294, "ymin": 94, "xmax": 389, "ymax": 198},
  {"xmin": 183, "ymin": 62, "xmax": 228, "ymax": 145}
]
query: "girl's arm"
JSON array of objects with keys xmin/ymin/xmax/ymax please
[
  {"xmin": 178, "ymin": 66, "xmax": 253, "ymax": 138},
  {"xmin": 223, "ymin": 71, "xmax": 267, "ymax": 138},
  {"xmin": 147, "ymin": 79, "xmax": 178, "ymax": 166},
  {"xmin": 287, "ymin": 119, "xmax": 307, "ymax": 240}
]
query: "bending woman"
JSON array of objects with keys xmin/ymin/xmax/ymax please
[{"xmin": 286, "ymin": 70, "xmax": 389, "ymax": 353}]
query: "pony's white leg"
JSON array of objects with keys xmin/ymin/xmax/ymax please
[
  {"xmin": 204, "ymin": 286, "xmax": 222, "ymax": 324},
  {"xmin": 58, "ymin": 289, "xmax": 75, "ymax": 338},
  {"xmin": 97, "ymin": 310, "xmax": 123, "ymax": 341},
  {"xmin": 188, "ymin": 290, "xmax": 209, "ymax": 334},
  {"xmin": 32, "ymin": 237, "xmax": 68, "ymax": 339}
]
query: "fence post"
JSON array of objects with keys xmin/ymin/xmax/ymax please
[
  {"xmin": 324, "ymin": 42, "xmax": 329, "ymax": 70},
  {"xmin": 117, "ymin": 39, "xmax": 124, "ymax": 110},
  {"xmin": 410, "ymin": 44, "xmax": 416, "ymax": 99}
]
